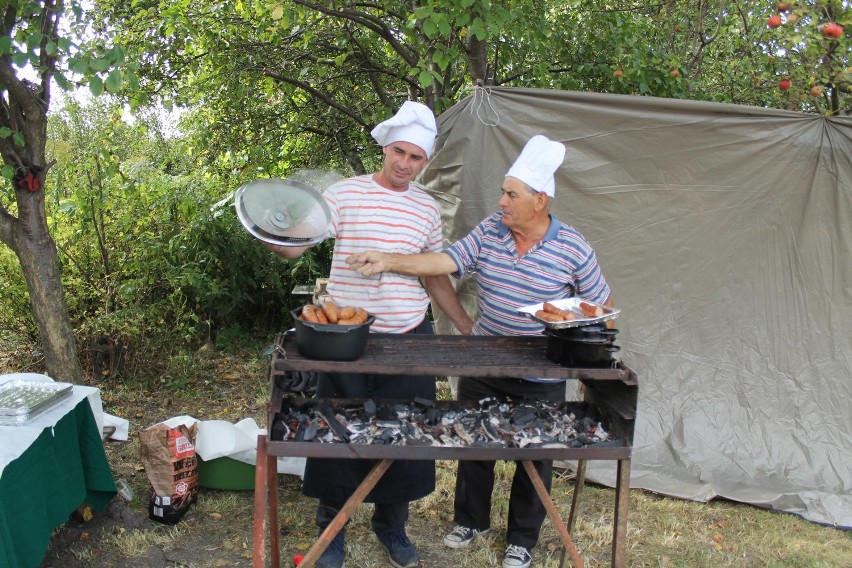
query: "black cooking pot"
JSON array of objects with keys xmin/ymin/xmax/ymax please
[
  {"xmin": 547, "ymin": 323, "xmax": 619, "ymax": 342},
  {"xmin": 544, "ymin": 329, "xmax": 620, "ymax": 367},
  {"xmin": 290, "ymin": 307, "xmax": 375, "ymax": 361}
]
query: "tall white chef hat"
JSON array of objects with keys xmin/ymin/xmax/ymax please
[
  {"xmin": 505, "ymin": 134, "xmax": 567, "ymax": 198},
  {"xmin": 370, "ymin": 101, "xmax": 438, "ymax": 158}
]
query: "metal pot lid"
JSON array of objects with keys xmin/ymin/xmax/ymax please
[{"xmin": 234, "ymin": 178, "xmax": 331, "ymax": 247}]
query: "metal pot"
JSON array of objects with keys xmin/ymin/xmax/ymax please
[
  {"xmin": 544, "ymin": 329, "xmax": 620, "ymax": 368},
  {"xmin": 290, "ymin": 307, "xmax": 375, "ymax": 361}
]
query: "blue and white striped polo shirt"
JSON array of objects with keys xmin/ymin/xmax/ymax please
[{"xmin": 444, "ymin": 212, "xmax": 611, "ymax": 380}]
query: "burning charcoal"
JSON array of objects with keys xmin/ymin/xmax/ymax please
[
  {"xmin": 423, "ymin": 407, "xmax": 442, "ymax": 424},
  {"xmin": 400, "ymin": 420, "xmax": 417, "ymax": 438},
  {"xmin": 375, "ymin": 403, "xmax": 396, "ymax": 421},
  {"xmin": 413, "ymin": 397, "xmax": 435, "ymax": 408},
  {"xmin": 294, "ymin": 422, "xmax": 306, "ymax": 441},
  {"xmin": 271, "ymin": 417, "xmax": 290, "ymax": 441},
  {"xmin": 453, "ymin": 422, "xmax": 474, "ymax": 445},
  {"xmin": 364, "ymin": 399, "xmax": 377, "ymax": 414},
  {"xmin": 392, "ymin": 404, "xmax": 409, "ymax": 419},
  {"xmin": 379, "ymin": 427, "xmax": 400, "ymax": 445},
  {"xmin": 511, "ymin": 406, "xmax": 536, "ymax": 427},
  {"xmin": 303, "ymin": 422, "xmax": 318, "ymax": 441}
]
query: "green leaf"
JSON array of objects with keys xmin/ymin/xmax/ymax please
[
  {"xmin": 91, "ymin": 57, "xmax": 111, "ymax": 72},
  {"xmin": 0, "ymin": 37, "xmax": 12, "ymax": 54},
  {"xmin": 45, "ymin": 41, "xmax": 57, "ymax": 56},
  {"xmin": 54, "ymin": 72, "xmax": 72, "ymax": 91},
  {"xmin": 12, "ymin": 51, "xmax": 29, "ymax": 67},
  {"xmin": 423, "ymin": 19, "xmax": 438, "ymax": 38},
  {"xmin": 69, "ymin": 58, "xmax": 90, "ymax": 75},
  {"xmin": 12, "ymin": 132, "xmax": 25, "ymax": 148},
  {"xmin": 1, "ymin": 165, "xmax": 14, "ymax": 179},
  {"xmin": 89, "ymin": 76, "xmax": 104, "ymax": 96},
  {"xmin": 0, "ymin": 127, "xmax": 11, "ymax": 138},
  {"xmin": 105, "ymin": 69, "xmax": 122, "ymax": 93},
  {"xmin": 271, "ymin": 4, "xmax": 284, "ymax": 20},
  {"xmin": 418, "ymin": 70, "xmax": 433, "ymax": 87}
]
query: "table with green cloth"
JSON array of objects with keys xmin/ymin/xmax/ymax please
[{"xmin": 0, "ymin": 385, "xmax": 117, "ymax": 568}]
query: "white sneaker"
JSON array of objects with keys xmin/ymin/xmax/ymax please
[
  {"xmin": 442, "ymin": 525, "xmax": 490, "ymax": 549},
  {"xmin": 502, "ymin": 544, "xmax": 532, "ymax": 568}
]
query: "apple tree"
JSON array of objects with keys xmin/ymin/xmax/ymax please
[{"xmin": 0, "ymin": 0, "xmax": 133, "ymax": 380}]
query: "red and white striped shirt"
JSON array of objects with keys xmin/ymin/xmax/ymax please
[{"xmin": 324, "ymin": 175, "xmax": 443, "ymax": 333}]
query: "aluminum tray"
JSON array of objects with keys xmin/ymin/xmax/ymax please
[
  {"xmin": 0, "ymin": 380, "xmax": 74, "ymax": 426},
  {"xmin": 518, "ymin": 298, "xmax": 620, "ymax": 329}
]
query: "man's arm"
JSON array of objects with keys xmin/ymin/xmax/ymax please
[
  {"xmin": 346, "ymin": 250, "xmax": 457, "ymax": 277},
  {"xmin": 262, "ymin": 241, "xmax": 312, "ymax": 260},
  {"xmin": 422, "ymin": 275, "xmax": 474, "ymax": 335}
]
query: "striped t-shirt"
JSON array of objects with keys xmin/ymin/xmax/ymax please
[
  {"xmin": 324, "ymin": 174, "xmax": 443, "ymax": 333},
  {"xmin": 444, "ymin": 211, "xmax": 611, "ymax": 338}
]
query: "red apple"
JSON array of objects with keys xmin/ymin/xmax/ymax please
[
  {"xmin": 768, "ymin": 14, "xmax": 782, "ymax": 28},
  {"xmin": 810, "ymin": 85, "xmax": 823, "ymax": 97},
  {"xmin": 823, "ymin": 22, "xmax": 843, "ymax": 39},
  {"xmin": 777, "ymin": 2, "xmax": 790, "ymax": 12},
  {"xmin": 613, "ymin": 67, "xmax": 624, "ymax": 79},
  {"xmin": 669, "ymin": 68, "xmax": 681, "ymax": 78},
  {"xmin": 787, "ymin": 13, "xmax": 798, "ymax": 24},
  {"xmin": 778, "ymin": 78, "xmax": 792, "ymax": 91}
]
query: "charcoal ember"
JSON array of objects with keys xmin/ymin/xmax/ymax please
[
  {"xmin": 274, "ymin": 397, "xmax": 618, "ymax": 448},
  {"xmin": 511, "ymin": 405, "xmax": 536, "ymax": 427},
  {"xmin": 363, "ymin": 399, "xmax": 377, "ymax": 416}
]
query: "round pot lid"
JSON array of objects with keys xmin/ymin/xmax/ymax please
[{"xmin": 234, "ymin": 178, "xmax": 331, "ymax": 247}]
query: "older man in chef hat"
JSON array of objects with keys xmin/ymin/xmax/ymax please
[
  {"xmin": 348, "ymin": 134, "xmax": 615, "ymax": 568},
  {"xmin": 267, "ymin": 101, "xmax": 472, "ymax": 568}
]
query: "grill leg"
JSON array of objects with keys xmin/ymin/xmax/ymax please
[
  {"xmin": 611, "ymin": 459, "xmax": 630, "ymax": 568},
  {"xmin": 298, "ymin": 459, "xmax": 394, "ymax": 567},
  {"xmin": 520, "ymin": 460, "xmax": 584, "ymax": 568},
  {"xmin": 253, "ymin": 435, "xmax": 269, "ymax": 568}
]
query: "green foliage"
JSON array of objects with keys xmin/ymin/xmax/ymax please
[{"xmin": 33, "ymin": 97, "xmax": 332, "ymax": 359}]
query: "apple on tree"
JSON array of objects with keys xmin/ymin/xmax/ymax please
[
  {"xmin": 822, "ymin": 22, "xmax": 844, "ymax": 39},
  {"xmin": 778, "ymin": 78, "xmax": 792, "ymax": 91},
  {"xmin": 768, "ymin": 14, "xmax": 783, "ymax": 28}
]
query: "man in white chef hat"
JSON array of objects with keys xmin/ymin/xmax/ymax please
[
  {"xmin": 347, "ymin": 133, "xmax": 615, "ymax": 568},
  {"xmin": 266, "ymin": 101, "xmax": 472, "ymax": 568}
]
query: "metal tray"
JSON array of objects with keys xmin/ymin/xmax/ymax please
[
  {"xmin": 517, "ymin": 298, "xmax": 620, "ymax": 329},
  {"xmin": 0, "ymin": 380, "xmax": 74, "ymax": 426}
]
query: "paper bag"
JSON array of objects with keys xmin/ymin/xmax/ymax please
[{"xmin": 139, "ymin": 420, "xmax": 199, "ymax": 525}]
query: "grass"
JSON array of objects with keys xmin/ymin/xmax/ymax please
[{"xmin": 3, "ymin": 335, "xmax": 850, "ymax": 567}]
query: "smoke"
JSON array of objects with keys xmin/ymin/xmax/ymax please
[{"xmin": 286, "ymin": 168, "xmax": 346, "ymax": 193}]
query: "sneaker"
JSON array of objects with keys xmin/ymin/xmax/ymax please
[
  {"xmin": 442, "ymin": 524, "xmax": 490, "ymax": 549},
  {"xmin": 502, "ymin": 544, "xmax": 532, "ymax": 568},
  {"xmin": 375, "ymin": 528, "xmax": 419, "ymax": 568},
  {"xmin": 315, "ymin": 529, "xmax": 345, "ymax": 568}
]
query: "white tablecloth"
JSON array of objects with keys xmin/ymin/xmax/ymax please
[{"xmin": 0, "ymin": 373, "xmax": 103, "ymax": 478}]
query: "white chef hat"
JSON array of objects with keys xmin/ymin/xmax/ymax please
[
  {"xmin": 505, "ymin": 134, "xmax": 567, "ymax": 198},
  {"xmin": 370, "ymin": 101, "xmax": 438, "ymax": 158}
]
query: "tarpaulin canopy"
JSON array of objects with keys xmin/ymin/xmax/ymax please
[{"xmin": 421, "ymin": 87, "xmax": 852, "ymax": 528}]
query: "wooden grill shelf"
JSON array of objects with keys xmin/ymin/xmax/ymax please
[{"xmin": 253, "ymin": 332, "xmax": 638, "ymax": 568}]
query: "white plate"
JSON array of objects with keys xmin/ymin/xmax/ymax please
[{"xmin": 517, "ymin": 298, "xmax": 620, "ymax": 329}]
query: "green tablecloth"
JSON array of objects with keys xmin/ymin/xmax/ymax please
[{"xmin": 0, "ymin": 397, "xmax": 117, "ymax": 568}]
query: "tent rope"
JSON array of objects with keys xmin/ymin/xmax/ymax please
[{"xmin": 470, "ymin": 86, "xmax": 500, "ymax": 126}]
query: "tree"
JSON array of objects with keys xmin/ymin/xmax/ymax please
[
  {"xmin": 0, "ymin": 0, "xmax": 129, "ymax": 380},
  {"xmin": 0, "ymin": 0, "xmax": 84, "ymax": 380}
]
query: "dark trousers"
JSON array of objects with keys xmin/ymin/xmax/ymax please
[
  {"xmin": 453, "ymin": 376, "xmax": 565, "ymax": 549},
  {"xmin": 317, "ymin": 499, "xmax": 409, "ymax": 535}
]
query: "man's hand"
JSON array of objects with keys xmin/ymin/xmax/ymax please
[{"xmin": 346, "ymin": 251, "xmax": 390, "ymax": 276}]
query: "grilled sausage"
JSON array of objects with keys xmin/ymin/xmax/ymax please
[
  {"xmin": 579, "ymin": 301, "xmax": 604, "ymax": 318},
  {"xmin": 338, "ymin": 306, "xmax": 356, "ymax": 320},
  {"xmin": 322, "ymin": 301, "xmax": 340, "ymax": 324},
  {"xmin": 301, "ymin": 305, "xmax": 320, "ymax": 323}
]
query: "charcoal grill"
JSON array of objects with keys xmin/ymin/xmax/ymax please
[{"xmin": 253, "ymin": 332, "xmax": 638, "ymax": 568}]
